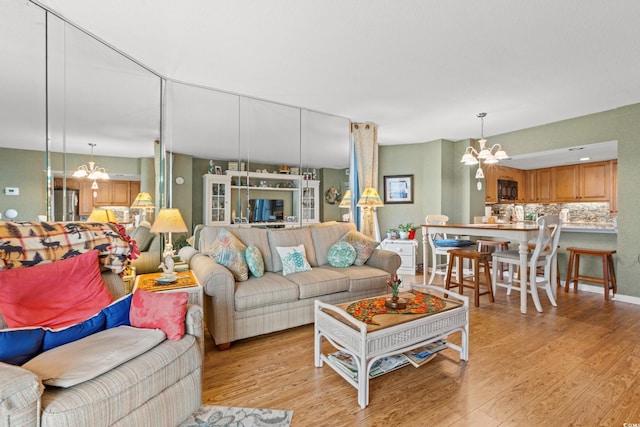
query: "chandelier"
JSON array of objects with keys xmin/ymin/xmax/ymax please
[
  {"xmin": 73, "ymin": 143, "xmax": 110, "ymax": 196},
  {"xmin": 460, "ymin": 113, "xmax": 508, "ymax": 178}
]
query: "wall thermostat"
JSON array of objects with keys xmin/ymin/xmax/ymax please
[{"xmin": 4, "ymin": 187, "xmax": 19, "ymax": 196}]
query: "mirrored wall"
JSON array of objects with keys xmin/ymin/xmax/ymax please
[{"xmin": 0, "ymin": 0, "xmax": 350, "ymax": 228}]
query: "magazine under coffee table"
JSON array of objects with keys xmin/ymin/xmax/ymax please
[{"xmin": 314, "ymin": 284, "xmax": 469, "ymax": 408}]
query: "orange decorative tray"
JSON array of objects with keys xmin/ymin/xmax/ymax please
[{"xmin": 137, "ymin": 271, "xmax": 198, "ymax": 292}]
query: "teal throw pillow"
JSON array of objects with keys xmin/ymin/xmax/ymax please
[
  {"xmin": 245, "ymin": 245, "xmax": 265, "ymax": 278},
  {"xmin": 276, "ymin": 244, "xmax": 312, "ymax": 276},
  {"xmin": 327, "ymin": 242, "xmax": 356, "ymax": 268}
]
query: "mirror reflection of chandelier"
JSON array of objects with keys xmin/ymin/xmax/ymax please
[
  {"xmin": 73, "ymin": 143, "xmax": 110, "ymax": 197},
  {"xmin": 460, "ymin": 113, "xmax": 508, "ymax": 179}
]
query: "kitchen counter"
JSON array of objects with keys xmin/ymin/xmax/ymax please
[{"xmin": 561, "ymin": 222, "xmax": 617, "ymax": 234}]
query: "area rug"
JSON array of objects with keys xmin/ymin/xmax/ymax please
[{"xmin": 177, "ymin": 405, "xmax": 293, "ymax": 427}]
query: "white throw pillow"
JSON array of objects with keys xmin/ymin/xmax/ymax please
[
  {"xmin": 22, "ymin": 326, "xmax": 166, "ymax": 388},
  {"xmin": 276, "ymin": 244, "xmax": 312, "ymax": 276}
]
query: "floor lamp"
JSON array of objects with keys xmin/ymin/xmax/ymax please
[{"xmin": 357, "ymin": 187, "xmax": 383, "ymax": 241}]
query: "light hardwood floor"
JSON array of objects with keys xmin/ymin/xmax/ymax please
[{"xmin": 201, "ymin": 274, "xmax": 640, "ymax": 426}]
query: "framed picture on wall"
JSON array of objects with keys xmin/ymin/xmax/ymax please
[{"xmin": 384, "ymin": 175, "xmax": 414, "ymax": 204}]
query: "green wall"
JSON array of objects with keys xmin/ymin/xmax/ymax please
[{"xmin": 378, "ymin": 103, "xmax": 640, "ymax": 299}]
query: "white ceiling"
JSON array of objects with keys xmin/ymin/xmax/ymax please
[{"xmin": 8, "ymin": 0, "xmax": 639, "ymax": 166}]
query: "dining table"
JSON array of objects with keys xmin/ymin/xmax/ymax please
[{"xmin": 421, "ymin": 222, "xmax": 540, "ymax": 314}]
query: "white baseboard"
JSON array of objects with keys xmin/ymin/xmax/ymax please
[{"xmin": 561, "ymin": 281, "xmax": 640, "ymax": 305}]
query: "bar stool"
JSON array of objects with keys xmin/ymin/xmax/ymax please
[
  {"xmin": 477, "ymin": 239, "xmax": 510, "ymax": 280},
  {"xmin": 445, "ymin": 249, "xmax": 494, "ymax": 307},
  {"xmin": 565, "ymin": 247, "xmax": 617, "ymax": 300}
]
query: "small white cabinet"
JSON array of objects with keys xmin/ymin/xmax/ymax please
[
  {"xmin": 380, "ymin": 238, "xmax": 418, "ymax": 290},
  {"xmin": 295, "ymin": 180, "xmax": 320, "ymax": 224},
  {"xmin": 203, "ymin": 174, "xmax": 231, "ymax": 226}
]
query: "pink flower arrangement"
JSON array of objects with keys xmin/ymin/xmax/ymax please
[{"xmin": 386, "ymin": 274, "xmax": 402, "ymax": 297}]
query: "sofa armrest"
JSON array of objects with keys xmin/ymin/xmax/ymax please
[
  {"xmin": 0, "ymin": 362, "xmax": 43, "ymax": 426},
  {"xmin": 184, "ymin": 304, "xmax": 204, "ymax": 361},
  {"xmin": 365, "ymin": 249, "xmax": 402, "ymax": 275},
  {"xmin": 187, "ymin": 253, "xmax": 235, "ymax": 347},
  {"xmin": 178, "ymin": 246, "xmax": 199, "ymax": 265}
]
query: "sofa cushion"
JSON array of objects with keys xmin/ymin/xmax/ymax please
[
  {"xmin": 281, "ymin": 268, "xmax": 350, "ymax": 299},
  {"xmin": 340, "ymin": 230, "xmax": 380, "ymax": 266},
  {"xmin": 234, "ymin": 272, "xmax": 300, "ymax": 311},
  {"xmin": 327, "ymin": 242, "xmax": 357, "ymax": 268},
  {"xmin": 209, "ymin": 229, "xmax": 249, "ymax": 281},
  {"xmin": 127, "ymin": 224, "xmax": 156, "ymax": 252},
  {"xmin": 310, "ymin": 221, "xmax": 355, "ymax": 265},
  {"xmin": 0, "ymin": 250, "xmax": 114, "ymax": 329},
  {"xmin": 130, "ymin": 289, "xmax": 189, "ymax": 340},
  {"xmin": 0, "ymin": 327, "xmax": 45, "ymax": 365},
  {"xmin": 245, "ymin": 245, "xmax": 265, "ymax": 278},
  {"xmin": 319, "ymin": 265, "xmax": 390, "ymax": 293},
  {"xmin": 42, "ymin": 311, "xmax": 106, "ymax": 352},
  {"xmin": 276, "ymin": 245, "xmax": 312, "ymax": 276},
  {"xmin": 22, "ymin": 326, "xmax": 166, "ymax": 388},
  {"xmin": 268, "ymin": 227, "xmax": 317, "ymax": 271}
]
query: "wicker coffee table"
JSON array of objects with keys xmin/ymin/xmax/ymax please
[{"xmin": 314, "ymin": 284, "xmax": 469, "ymax": 408}]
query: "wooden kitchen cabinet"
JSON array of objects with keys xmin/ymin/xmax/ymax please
[
  {"xmin": 610, "ymin": 160, "xmax": 617, "ymax": 214},
  {"xmin": 523, "ymin": 170, "xmax": 536, "ymax": 202},
  {"xmin": 535, "ymin": 168, "xmax": 552, "ymax": 203},
  {"xmin": 484, "ymin": 165, "xmax": 498, "ymax": 204},
  {"xmin": 551, "ymin": 161, "xmax": 609, "ymax": 202},
  {"xmin": 94, "ymin": 181, "xmax": 131, "ymax": 206}
]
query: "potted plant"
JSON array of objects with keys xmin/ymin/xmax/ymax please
[
  {"xmin": 386, "ymin": 228, "xmax": 397, "ymax": 239},
  {"xmin": 398, "ymin": 223, "xmax": 419, "ymax": 240}
]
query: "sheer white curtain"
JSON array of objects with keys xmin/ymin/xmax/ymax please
[{"xmin": 351, "ymin": 122, "xmax": 380, "ymax": 240}]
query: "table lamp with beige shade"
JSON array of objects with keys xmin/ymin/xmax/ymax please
[
  {"xmin": 87, "ymin": 208, "xmax": 118, "ymax": 223},
  {"xmin": 339, "ymin": 189, "xmax": 352, "ymax": 222},
  {"xmin": 150, "ymin": 208, "xmax": 188, "ymax": 274},
  {"xmin": 130, "ymin": 192, "xmax": 155, "ymax": 225}
]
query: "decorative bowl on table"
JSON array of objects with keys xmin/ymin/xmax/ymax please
[{"xmin": 156, "ymin": 274, "xmax": 177, "ymax": 285}]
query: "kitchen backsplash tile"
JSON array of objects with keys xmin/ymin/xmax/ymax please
[{"xmin": 491, "ymin": 202, "xmax": 615, "ymax": 225}]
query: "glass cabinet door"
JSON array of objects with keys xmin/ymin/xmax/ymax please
[
  {"xmin": 203, "ymin": 174, "xmax": 231, "ymax": 225},
  {"xmin": 300, "ymin": 180, "xmax": 319, "ymax": 223}
]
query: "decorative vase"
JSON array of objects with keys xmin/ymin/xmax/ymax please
[
  {"xmin": 385, "ymin": 295, "xmax": 407, "ymax": 310},
  {"xmin": 399, "ymin": 231, "xmax": 409, "ymax": 240},
  {"xmin": 408, "ymin": 229, "xmax": 416, "ymax": 240}
]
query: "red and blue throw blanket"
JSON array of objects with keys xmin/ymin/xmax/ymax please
[{"xmin": 0, "ymin": 221, "xmax": 137, "ymax": 274}]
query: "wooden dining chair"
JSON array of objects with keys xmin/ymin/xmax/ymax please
[{"xmin": 490, "ymin": 215, "xmax": 562, "ymax": 312}]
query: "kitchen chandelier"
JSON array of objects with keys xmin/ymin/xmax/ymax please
[
  {"xmin": 73, "ymin": 143, "xmax": 110, "ymax": 197},
  {"xmin": 460, "ymin": 112, "xmax": 508, "ymax": 179}
]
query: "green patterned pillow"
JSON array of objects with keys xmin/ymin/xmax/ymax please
[
  {"xmin": 276, "ymin": 244, "xmax": 312, "ymax": 276},
  {"xmin": 209, "ymin": 229, "xmax": 248, "ymax": 281},
  {"xmin": 327, "ymin": 242, "xmax": 356, "ymax": 268},
  {"xmin": 245, "ymin": 245, "xmax": 264, "ymax": 278},
  {"xmin": 340, "ymin": 230, "xmax": 380, "ymax": 266}
]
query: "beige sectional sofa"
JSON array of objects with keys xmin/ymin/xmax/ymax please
[
  {"xmin": 0, "ymin": 221, "xmax": 203, "ymax": 427},
  {"xmin": 179, "ymin": 221, "xmax": 401, "ymax": 350}
]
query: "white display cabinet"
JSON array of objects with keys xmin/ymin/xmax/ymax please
[
  {"xmin": 223, "ymin": 171, "xmax": 320, "ymax": 226},
  {"xmin": 202, "ymin": 174, "xmax": 232, "ymax": 226}
]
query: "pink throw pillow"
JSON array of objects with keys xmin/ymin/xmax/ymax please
[
  {"xmin": 0, "ymin": 250, "xmax": 113, "ymax": 329},
  {"xmin": 130, "ymin": 289, "xmax": 188, "ymax": 340}
]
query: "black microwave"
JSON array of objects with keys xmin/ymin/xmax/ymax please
[{"xmin": 497, "ymin": 179, "xmax": 518, "ymax": 201}]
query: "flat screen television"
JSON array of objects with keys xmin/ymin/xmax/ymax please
[{"xmin": 249, "ymin": 199, "xmax": 284, "ymax": 223}]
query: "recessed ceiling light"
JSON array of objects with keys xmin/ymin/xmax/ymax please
[{"xmin": 579, "ymin": 157, "xmax": 591, "ymax": 161}]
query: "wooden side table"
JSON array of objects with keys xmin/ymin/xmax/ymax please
[{"xmin": 133, "ymin": 270, "xmax": 203, "ymax": 307}]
